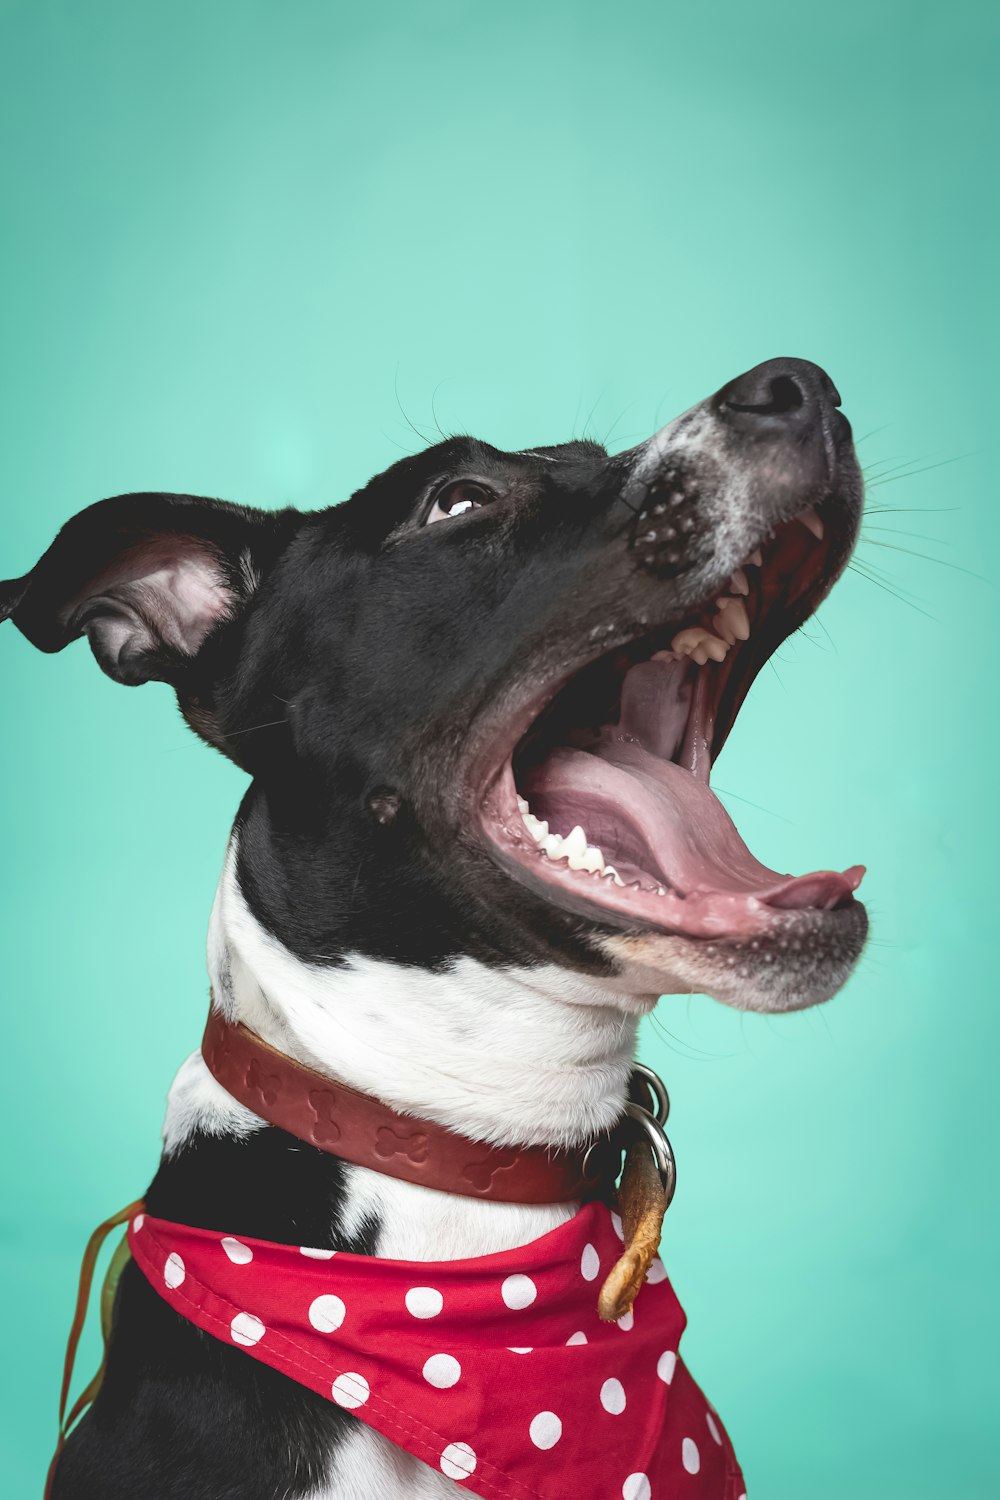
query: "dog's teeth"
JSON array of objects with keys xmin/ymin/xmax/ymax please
[
  {"xmin": 564, "ymin": 825, "xmax": 595, "ymax": 870},
  {"xmin": 656, "ymin": 885, "xmax": 667, "ymax": 896},
  {"xmin": 531, "ymin": 818, "xmax": 610, "ymax": 878},
  {"xmin": 563, "ymin": 825, "xmax": 587, "ymax": 857},
  {"xmin": 747, "ymin": 548, "xmax": 763, "ymax": 568},
  {"xmin": 671, "ymin": 626, "xmax": 731, "ymax": 663},
  {"xmin": 797, "ymin": 508, "xmax": 824, "ymax": 541},
  {"xmin": 728, "ymin": 567, "xmax": 749, "ymax": 596},
  {"xmin": 519, "ymin": 803, "xmax": 550, "ymax": 844},
  {"xmin": 712, "ymin": 596, "xmax": 750, "ymax": 645},
  {"xmin": 602, "ymin": 865, "xmax": 625, "ymax": 886},
  {"xmin": 523, "ymin": 814, "xmax": 548, "ymax": 842}
]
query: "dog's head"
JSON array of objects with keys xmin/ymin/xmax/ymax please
[{"xmin": 2, "ymin": 358, "xmax": 866, "ymax": 1013}]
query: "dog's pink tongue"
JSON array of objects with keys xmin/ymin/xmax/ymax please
[{"xmin": 528, "ymin": 741, "xmax": 863, "ymax": 908}]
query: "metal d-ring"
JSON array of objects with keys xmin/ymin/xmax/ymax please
[
  {"xmin": 623, "ymin": 1101, "xmax": 677, "ymax": 1210},
  {"xmin": 629, "ymin": 1062, "xmax": 670, "ymax": 1124}
]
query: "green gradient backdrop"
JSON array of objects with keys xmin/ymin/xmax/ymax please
[{"xmin": 1, "ymin": 2, "xmax": 997, "ymax": 1495}]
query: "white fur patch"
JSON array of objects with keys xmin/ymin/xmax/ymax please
[
  {"xmin": 162, "ymin": 1049, "xmax": 264, "ymax": 1155},
  {"xmin": 208, "ymin": 843, "xmax": 640, "ymax": 1151}
]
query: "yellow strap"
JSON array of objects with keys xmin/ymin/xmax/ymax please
[{"xmin": 44, "ymin": 1200, "xmax": 145, "ymax": 1500}]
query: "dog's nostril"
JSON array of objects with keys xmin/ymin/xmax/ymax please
[
  {"xmin": 717, "ymin": 358, "xmax": 839, "ymax": 424},
  {"xmin": 728, "ymin": 373, "xmax": 805, "ymax": 417}
]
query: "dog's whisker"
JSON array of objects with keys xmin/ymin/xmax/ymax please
[
  {"xmin": 865, "ymin": 452, "xmax": 973, "ymax": 488},
  {"xmin": 392, "ymin": 367, "xmax": 436, "ymax": 447},
  {"xmin": 846, "ymin": 560, "xmax": 939, "ymax": 619},
  {"xmin": 712, "ymin": 785, "xmax": 794, "ymax": 824},
  {"xmin": 858, "ymin": 536, "xmax": 985, "ymax": 581},
  {"xmin": 853, "ymin": 423, "xmax": 892, "ymax": 447},
  {"xmin": 863, "ymin": 504, "xmax": 959, "ymax": 516},
  {"xmin": 862, "ymin": 524, "xmax": 949, "ymax": 544}
]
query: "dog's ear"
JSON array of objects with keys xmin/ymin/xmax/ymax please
[{"xmin": 0, "ymin": 492, "xmax": 300, "ymax": 688}]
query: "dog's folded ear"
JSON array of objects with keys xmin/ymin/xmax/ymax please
[{"xmin": 1, "ymin": 493, "xmax": 300, "ymax": 688}]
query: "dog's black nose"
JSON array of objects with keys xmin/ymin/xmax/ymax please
[{"xmin": 715, "ymin": 358, "xmax": 841, "ymax": 428}]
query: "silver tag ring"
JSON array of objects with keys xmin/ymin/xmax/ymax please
[{"xmin": 623, "ymin": 1101, "xmax": 677, "ymax": 1208}]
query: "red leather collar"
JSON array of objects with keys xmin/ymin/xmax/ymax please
[{"xmin": 202, "ymin": 1006, "xmax": 617, "ymax": 1204}]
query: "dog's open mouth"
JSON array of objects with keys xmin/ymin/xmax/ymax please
[{"xmin": 481, "ymin": 506, "xmax": 865, "ymax": 942}]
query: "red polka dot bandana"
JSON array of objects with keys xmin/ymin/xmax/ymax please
[{"xmin": 128, "ymin": 1202, "xmax": 745, "ymax": 1500}]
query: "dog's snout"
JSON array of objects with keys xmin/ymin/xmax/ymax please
[{"xmin": 715, "ymin": 358, "xmax": 841, "ymax": 429}]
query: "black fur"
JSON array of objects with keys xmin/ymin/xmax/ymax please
[{"xmin": 53, "ymin": 1126, "xmax": 381, "ymax": 1500}]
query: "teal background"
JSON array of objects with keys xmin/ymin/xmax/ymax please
[{"xmin": 1, "ymin": 1, "xmax": 997, "ymax": 1495}]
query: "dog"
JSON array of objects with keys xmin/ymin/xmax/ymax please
[{"xmin": 3, "ymin": 357, "xmax": 866, "ymax": 1499}]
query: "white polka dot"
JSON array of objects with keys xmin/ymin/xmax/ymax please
[
  {"xmin": 507, "ymin": 1346, "xmax": 533, "ymax": 1354},
  {"xmin": 405, "ymin": 1286, "xmax": 443, "ymax": 1319},
  {"xmin": 617, "ymin": 1309, "xmax": 634, "ymax": 1331},
  {"xmin": 566, "ymin": 1331, "xmax": 588, "ymax": 1346},
  {"xmin": 657, "ymin": 1349, "xmax": 677, "ymax": 1384},
  {"xmin": 163, "ymin": 1252, "xmax": 185, "ymax": 1289},
  {"xmin": 440, "ymin": 1441, "xmax": 477, "ymax": 1480},
  {"xmin": 706, "ymin": 1411, "xmax": 722, "ymax": 1445},
  {"xmin": 230, "ymin": 1312, "xmax": 265, "ymax": 1347},
  {"xmin": 646, "ymin": 1259, "xmax": 666, "ymax": 1284},
  {"xmin": 622, "ymin": 1473, "xmax": 651, "ymax": 1500},
  {"xmin": 331, "ymin": 1371, "xmax": 369, "ymax": 1409},
  {"xmin": 580, "ymin": 1242, "xmax": 600, "ymax": 1281},
  {"xmin": 737, "ymin": 1493, "xmax": 746, "ymax": 1500},
  {"xmin": 423, "ymin": 1353, "xmax": 461, "ymax": 1388},
  {"xmin": 501, "ymin": 1273, "xmax": 537, "ymax": 1310},
  {"xmin": 682, "ymin": 1436, "xmax": 701, "ymax": 1474},
  {"xmin": 299, "ymin": 1245, "xmax": 336, "ymax": 1259},
  {"xmin": 600, "ymin": 1376, "xmax": 627, "ymax": 1414},
  {"xmin": 132, "ymin": 1213, "xmax": 145, "ymax": 1232},
  {"xmin": 308, "ymin": 1294, "xmax": 346, "ymax": 1333},
  {"xmin": 529, "ymin": 1411, "xmax": 562, "ymax": 1449},
  {"xmin": 611, "ymin": 1212, "xmax": 624, "ymax": 1240},
  {"xmin": 221, "ymin": 1236, "xmax": 253, "ymax": 1265}
]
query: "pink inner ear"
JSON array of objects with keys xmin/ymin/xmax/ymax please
[{"xmin": 61, "ymin": 534, "xmax": 238, "ymax": 659}]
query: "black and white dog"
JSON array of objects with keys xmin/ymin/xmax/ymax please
[{"xmin": 3, "ymin": 358, "xmax": 866, "ymax": 1499}]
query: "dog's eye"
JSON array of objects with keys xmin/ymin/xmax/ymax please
[{"xmin": 425, "ymin": 480, "xmax": 498, "ymax": 526}]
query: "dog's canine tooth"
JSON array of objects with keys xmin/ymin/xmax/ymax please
[
  {"xmin": 564, "ymin": 826, "xmax": 592, "ymax": 870},
  {"xmin": 728, "ymin": 566, "xmax": 749, "ymax": 596},
  {"xmin": 797, "ymin": 508, "xmax": 824, "ymax": 541},
  {"xmin": 563, "ymin": 825, "xmax": 587, "ymax": 858},
  {"xmin": 713, "ymin": 597, "xmax": 750, "ymax": 644}
]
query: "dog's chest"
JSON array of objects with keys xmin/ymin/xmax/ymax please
[{"xmin": 319, "ymin": 1166, "xmax": 575, "ymax": 1499}]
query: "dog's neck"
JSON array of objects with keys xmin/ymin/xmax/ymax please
[{"xmin": 196, "ymin": 839, "xmax": 645, "ymax": 1153}]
